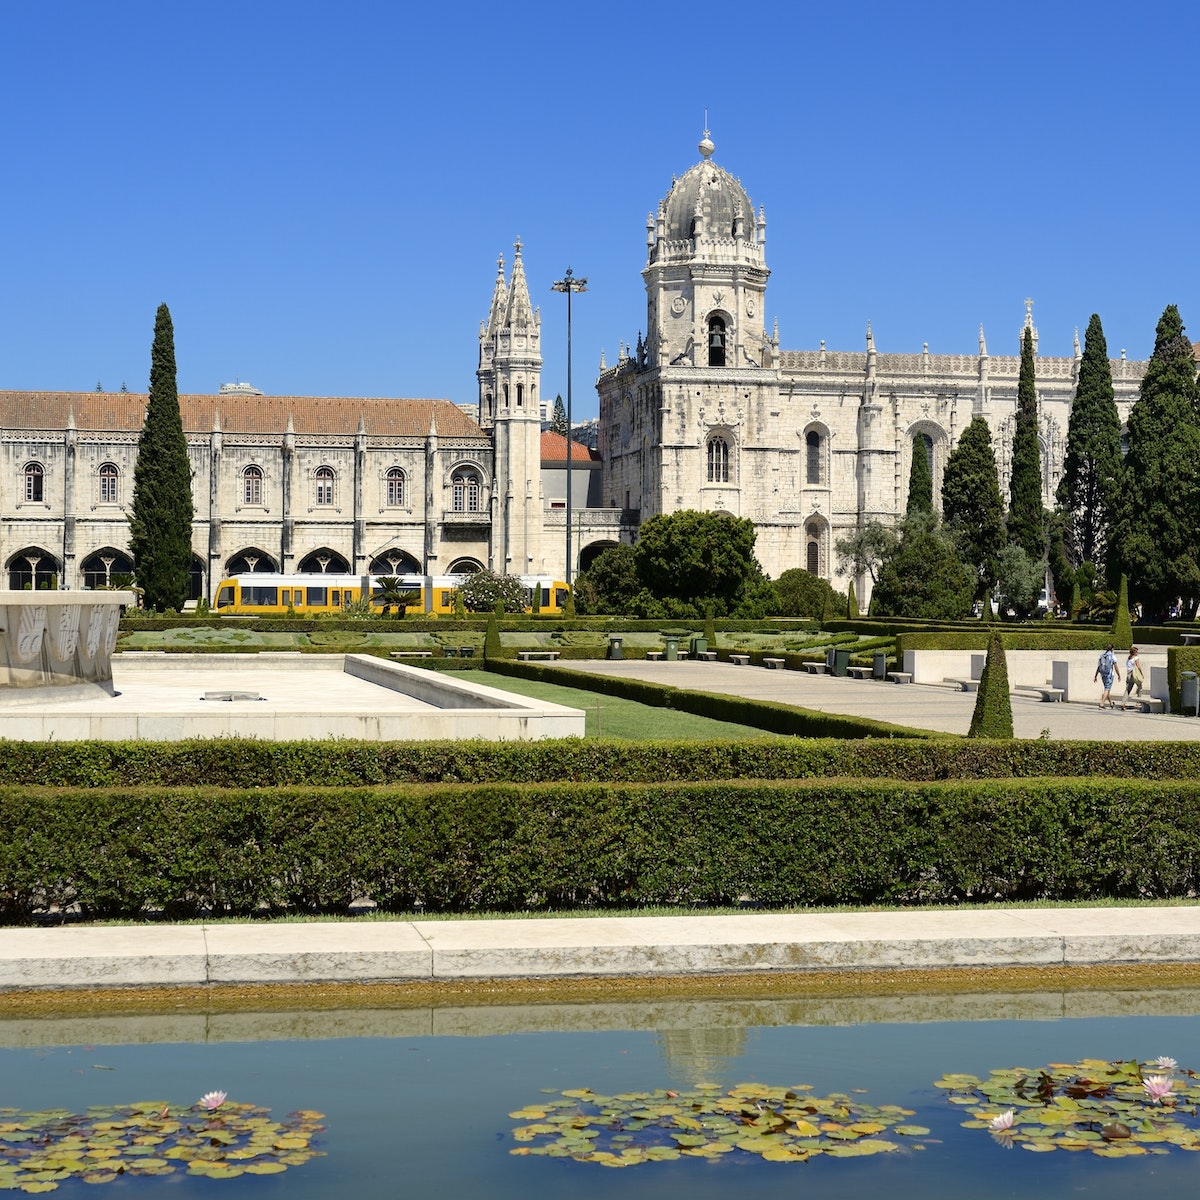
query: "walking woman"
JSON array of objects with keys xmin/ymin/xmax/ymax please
[{"xmin": 1123, "ymin": 646, "xmax": 1144, "ymax": 710}]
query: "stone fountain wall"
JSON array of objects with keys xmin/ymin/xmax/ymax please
[{"xmin": 0, "ymin": 592, "xmax": 133, "ymax": 696}]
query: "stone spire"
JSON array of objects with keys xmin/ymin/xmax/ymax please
[
  {"xmin": 504, "ymin": 238, "xmax": 536, "ymax": 329},
  {"xmin": 483, "ymin": 254, "xmax": 507, "ymax": 337},
  {"xmin": 979, "ymin": 324, "xmax": 988, "ymax": 356},
  {"xmin": 1021, "ymin": 298, "xmax": 1039, "ymax": 354}
]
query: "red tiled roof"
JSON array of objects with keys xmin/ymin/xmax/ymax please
[
  {"xmin": 0, "ymin": 392, "xmax": 488, "ymax": 439},
  {"xmin": 540, "ymin": 429, "xmax": 600, "ymax": 464}
]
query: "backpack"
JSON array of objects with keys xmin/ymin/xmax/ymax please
[{"xmin": 1098, "ymin": 650, "xmax": 1114, "ymax": 674}]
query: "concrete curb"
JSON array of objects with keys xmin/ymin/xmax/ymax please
[{"xmin": 2, "ymin": 907, "xmax": 1199, "ymax": 990}]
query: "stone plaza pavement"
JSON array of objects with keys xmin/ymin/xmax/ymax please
[
  {"xmin": 559, "ymin": 658, "xmax": 1200, "ymax": 740},
  {"xmin": 2, "ymin": 907, "xmax": 1199, "ymax": 989}
]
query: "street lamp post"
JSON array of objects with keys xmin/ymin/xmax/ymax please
[{"xmin": 551, "ymin": 267, "xmax": 587, "ymax": 588}]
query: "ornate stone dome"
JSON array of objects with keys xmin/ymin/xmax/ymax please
[{"xmin": 660, "ymin": 131, "xmax": 755, "ymax": 241}]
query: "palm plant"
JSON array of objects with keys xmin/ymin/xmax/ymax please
[{"xmin": 372, "ymin": 577, "xmax": 421, "ymax": 618}]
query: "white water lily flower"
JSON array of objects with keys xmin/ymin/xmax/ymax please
[
  {"xmin": 1142, "ymin": 1075, "xmax": 1174, "ymax": 1104},
  {"xmin": 988, "ymin": 1109, "xmax": 1015, "ymax": 1132},
  {"xmin": 1152, "ymin": 1056, "xmax": 1179, "ymax": 1071},
  {"xmin": 198, "ymin": 1090, "xmax": 228, "ymax": 1110}
]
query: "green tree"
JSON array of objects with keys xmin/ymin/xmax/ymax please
[
  {"xmin": 968, "ymin": 634, "xmax": 1013, "ymax": 738},
  {"xmin": 633, "ymin": 510, "xmax": 762, "ymax": 616},
  {"xmin": 834, "ymin": 520, "xmax": 898, "ymax": 588},
  {"xmin": 941, "ymin": 417, "xmax": 1006, "ymax": 595},
  {"xmin": 847, "ymin": 578, "xmax": 859, "ymax": 619},
  {"xmin": 872, "ymin": 522, "xmax": 975, "ymax": 619},
  {"xmin": 1008, "ymin": 326, "xmax": 1046, "ymax": 562},
  {"xmin": 371, "ymin": 577, "xmax": 421, "ymax": 618},
  {"xmin": 573, "ymin": 543, "xmax": 639, "ymax": 613},
  {"xmin": 1056, "ymin": 314, "xmax": 1122, "ymax": 573},
  {"xmin": 772, "ymin": 569, "xmax": 846, "ymax": 619},
  {"xmin": 551, "ymin": 394, "xmax": 568, "ymax": 436},
  {"xmin": 906, "ymin": 434, "xmax": 933, "ymax": 515},
  {"xmin": 1116, "ymin": 305, "xmax": 1200, "ymax": 618},
  {"xmin": 995, "ymin": 543, "xmax": 1045, "ymax": 619},
  {"xmin": 455, "ymin": 568, "xmax": 525, "ymax": 613},
  {"xmin": 128, "ymin": 303, "xmax": 194, "ymax": 611}
]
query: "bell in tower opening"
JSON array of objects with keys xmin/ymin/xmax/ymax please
[{"xmin": 707, "ymin": 315, "xmax": 727, "ymax": 367}]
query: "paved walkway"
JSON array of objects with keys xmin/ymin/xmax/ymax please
[
  {"xmin": 2, "ymin": 908, "xmax": 1198, "ymax": 989},
  {"xmin": 560, "ymin": 659, "xmax": 1200, "ymax": 740}
]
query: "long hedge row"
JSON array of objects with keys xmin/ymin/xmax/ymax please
[
  {"xmin": 4, "ymin": 779, "xmax": 1199, "ymax": 920},
  {"xmin": 6, "ymin": 736, "xmax": 1200, "ymax": 788},
  {"xmin": 484, "ymin": 659, "xmax": 932, "ymax": 739}
]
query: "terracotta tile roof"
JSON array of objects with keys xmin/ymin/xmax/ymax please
[
  {"xmin": 0, "ymin": 392, "xmax": 488, "ymax": 439},
  {"xmin": 540, "ymin": 429, "xmax": 600, "ymax": 464}
]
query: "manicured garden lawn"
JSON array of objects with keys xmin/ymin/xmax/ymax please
[{"xmin": 456, "ymin": 670, "xmax": 782, "ymax": 740}]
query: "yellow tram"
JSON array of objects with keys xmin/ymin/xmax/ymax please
[{"xmin": 212, "ymin": 573, "xmax": 569, "ymax": 616}]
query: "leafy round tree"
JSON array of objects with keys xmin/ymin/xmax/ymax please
[
  {"xmin": 1115, "ymin": 305, "xmax": 1200, "ymax": 618},
  {"xmin": 128, "ymin": 303, "xmax": 194, "ymax": 611},
  {"xmin": 1056, "ymin": 314, "xmax": 1122, "ymax": 574},
  {"xmin": 872, "ymin": 526, "xmax": 975, "ymax": 619},
  {"xmin": 941, "ymin": 417, "xmax": 1005, "ymax": 595},
  {"xmin": 1008, "ymin": 327, "xmax": 1046, "ymax": 562},
  {"xmin": 455, "ymin": 568, "xmax": 525, "ymax": 613},
  {"xmin": 906, "ymin": 434, "xmax": 933, "ymax": 515},
  {"xmin": 573, "ymin": 543, "xmax": 639, "ymax": 614},
  {"xmin": 633, "ymin": 510, "xmax": 761, "ymax": 616},
  {"xmin": 772, "ymin": 569, "xmax": 845, "ymax": 619}
]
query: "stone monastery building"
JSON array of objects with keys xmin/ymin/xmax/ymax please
[{"xmin": 0, "ymin": 132, "xmax": 1154, "ymax": 600}]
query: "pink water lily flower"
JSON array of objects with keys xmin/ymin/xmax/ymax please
[
  {"xmin": 1142, "ymin": 1075, "xmax": 1174, "ymax": 1104},
  {"xmin": 988, "ymin": 1109, "xmax": 1015, "ymax": 1132},
  {"xmin": 198, "ymin": 1090, "xmax": 228, "ymax": 1110},
  {"xmin": 1151, "ymin": 1056, "xmax": 1179, "ymax": 1071}
]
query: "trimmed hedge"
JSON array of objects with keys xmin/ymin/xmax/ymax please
[
  {"xmin": 4, "ymin": 779, "xmax": 1200, "ymax": 920},
  {"xmin": 10, "ymin": 738, "xmax": 1200, "ymax": 789},
  {"xmin": 484, "ymin": 659, "xmax": 932, "ymax": 739}
]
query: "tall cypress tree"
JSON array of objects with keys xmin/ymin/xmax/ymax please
[
  {"xmin": 128, "ymin": 304, "xmax": 194, "ymax": 611},
  {"xmin": 1056, "ymin": 314, "xmax": 1122, "ymax": 572},
  {"xmin": 1008, "ymin": 326, "xmax": 1046, "ymax": 561},
  {"xmin": 941, "ymin": 417, "xmax": 1006, "ymax": 595},
  {"xmin": 551, "ymin": 394, "xmax": 568, "ymax": 436},
  {"xmin": 906, "ymin": 435, "xmax": 933, "ymax": 515},
  {"xmin": 1116, "ymin": 305, "xmax": 1200, "ymax": 617}
]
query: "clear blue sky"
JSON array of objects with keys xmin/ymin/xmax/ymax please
[{"xmin": 3, "ymin": 1, "xmax": 1197, "ymax": 419}]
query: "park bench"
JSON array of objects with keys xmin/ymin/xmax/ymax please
[
  {"xmin": 1016, "ymin": 684, "xmax": 1064, "ymax": 702},
  {"xmin": 1123, "ymin": 696, "xmax": 1166, "ymax": 713},
  {"xmin": 945, "ymin": 677, "xmax": 980, "ymax": 692},
  {"xmin": 695, "ymin": 650, "xmax": 718, "ymax": 662},
  {"xmin": 390, "ymin": 650, "xmax": 433, "ymax": 658},
  {"xmin": 1180, "ymin": 633, "xmax": 1200, "ymax": 646},
  {"xmin": 801, "ymin": 661, "xmax": 827, "ymax": 675},
  {"xmin": 886, "ymin": 672, "xmax": 913, "ymax": 684},
  {"xmin": 516, "ymin": 650, "xmax": 560, "ymax": 662},
  {"xmin": 646, "ymin": 651, "xmax": 664, "ymax": 661},
  {"xmin": 846, "ymin": 665, "xmax": 874, "ymax": 680},
  {"xmin": 728, "ymin": 653, "xmax": 751, "ymax": 666},
  {"xmin": 763, "ymin": 657, "xmax": 786, "ymax": 669}
]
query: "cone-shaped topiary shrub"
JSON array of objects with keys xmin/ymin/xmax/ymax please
[
  {"xmin": 704, "ymin": 605, "xmax": 717, "ymax": 648},
  {"xmin": 483, "ymin": 613, "xmax": 502, "ymax": 660},
  {"xmin": 968, "ymin": 633, "xmax": 1013, "ymax": 738},
  {"xmin": 847, "ymin": 579, "xmax": 860, "ymax": 619},
  {"xmin": 1111, "ymin": 573, "xmax": 1132, "ymax": 648}
]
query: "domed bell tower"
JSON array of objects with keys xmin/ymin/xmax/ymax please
[{"xmin": 644, "ymin": 130, "xmax": 769, "ymax": 370}]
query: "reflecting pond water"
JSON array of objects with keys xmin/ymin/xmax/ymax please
[{"xmin": 3, "ymin": 987, "xmax": 1199, "ymax": 1198}]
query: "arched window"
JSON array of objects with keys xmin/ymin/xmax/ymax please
[
  {"xmin": 706, "ymin": 436, "xmax": 730, "ymax": 483},
  {"xmin": 314, "ymin": 467, "xmax": 334, "ymax": 506},
  {"xmin": 806, "ymin": 431, "xmax": 822, "ymax": 485},
  {"xmin": 98, "ymin": 463, "xmax": 119, "ymax": 504},
  {"xmin": 243, "ymin": 465, "xmax": 263, "ymax": 505},
  {"xmin": 452, "ymin": 468, "xmax": 481, "ymax": 513},
  {"xmin": 24, "ymin": 463, "xmax": 44, "ymax": 502},
  {"xmin": 806, "ymin": 521, "xmax": 822, "ymax": 575},
  {"xmin": 386, "ymin": 467, "xmax": 405, "ymax": 507},
  {"xmin": 707, "ymin": 315, "xmax": 727, "ymax": 367},
  {"xmin": 516, "ymin": 383, "xmax": 524, "ymax": 408}
]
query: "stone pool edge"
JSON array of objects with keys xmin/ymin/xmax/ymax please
[{"xmin": 2, "ymin": 907, "xmax": 1199, "ymax": 991}]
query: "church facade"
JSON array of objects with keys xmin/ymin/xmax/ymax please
[
  {"xmin": 596, "ymin": 131, "xmax": 1148, "ymax": 597},
  {"xmin": 0, "ymin": 133, "xmax": 1164, "ymax": 602}
]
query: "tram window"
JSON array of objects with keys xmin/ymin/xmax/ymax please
[
  {"xmin": 555, "ymin": 588, "xmax": 567, "ymax": 609},
  {"xmin": 308, "ymin": 587, "xmax": 327, "ymax": 606},
  {"xmin": 217, "ymin": 586, "xmax": 234, "ymax": 608},
  {"xmin": 281, "ymin": 590, "xmax": 290, "ymax": 605},
  {"xmin": 332, "ymin": 590, "xmax": 341, "ymax": 606},
  {"xmin": 293, "ymin": 592, "xmax": 304, "ymax": 607},
  {"xmin": 244, "ymin": 586, "xmax": 278, "ymax": 606}
]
